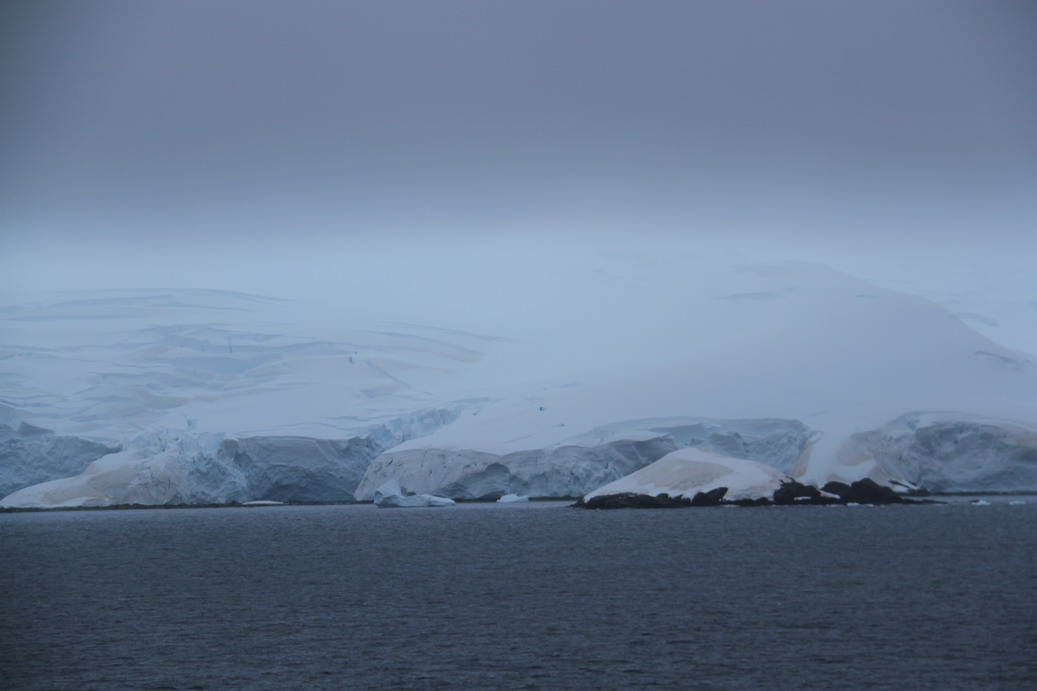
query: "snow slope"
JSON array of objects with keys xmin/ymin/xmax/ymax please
[
  {"xmin": 2, "ymin": 245, "xmax": 1035, "ymax": 506},
  {"xmin": 583, "ymin": 447, "xmax": 791, "ymax": 503}
]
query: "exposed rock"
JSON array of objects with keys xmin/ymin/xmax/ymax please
[
  {"xmin": 690, "ymin": 486, "xmax": 728, "ymax": 506},
  {"xmin": 575, "ymin": 492, "xmax": 693, "ymax": 509},
  {"xmin": 575, "ymin": 448, "xmax": 916, "ymax": 509},
  {"xmin": 822, "ymin": 478, "xmax": 903, "ymax": 504},
  {"xmin": 773, "ymin": 480, "xmax": 824, "ymax": 505}
]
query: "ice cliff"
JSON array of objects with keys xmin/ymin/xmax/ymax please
[
  {"xmin": 354, "ymin": 417, "xmax": 813, "ymax": 500},
  {"xmin": 0, "ymin": 423, "xmax": 121, "ymax": 499},
  {"xmin": 837, "ymin": 413, "xmax": 1037, "ymax": 492},
  {"xmin": 0, "ymin": 409, "xmax": 456, "ymax": 508}
]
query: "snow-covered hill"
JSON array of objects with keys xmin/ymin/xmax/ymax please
[{"xmin": 2, "ymin": 246, "xmax": 1035, "ymax": 507}]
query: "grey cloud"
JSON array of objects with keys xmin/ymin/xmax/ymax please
[{"xmin": 1, "ymin": 0, "xmax": 1035, "ymax": 284}]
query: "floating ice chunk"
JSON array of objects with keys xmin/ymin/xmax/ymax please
[
  {"xmin": 970, "ymin": 499, "xmax": 992, "ymax": 506},
  {"xmin": 1008, "ymin": 500, "xmax": 1025, "ymax": 505},
  {"xmin": 242, "ymin": 500, "xmax": 284, "ymax": 506},
  {"xmin": 372, "ymin": 479, "xmax": 455, "ymax": 508},
  {"xmin": 496, "ymin": 493, "xmax": 529, "ymax": 503}
]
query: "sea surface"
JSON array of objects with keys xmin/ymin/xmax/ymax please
[{"xmin": 2, "ymin": 499, "xmax": 1035, "ymax": 690}]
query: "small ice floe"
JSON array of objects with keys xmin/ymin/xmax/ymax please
[
  {"xmin": 970, "ymin": 500, "xmax": 992, "ymax": 506},
  {"xmin": 1008, "ymin": 500, "xmax": 1025, "ymax": 506},
  {"xmin": 242, "ymin": 500, "xmax": 284, "ymax": 506},
  {"xmin": 373, "ymin": 479, "xmax": 455, "ymax": 508},
  {"xmin": 496, "ymin": 493, "xmax": 529, "ymax": 503}
]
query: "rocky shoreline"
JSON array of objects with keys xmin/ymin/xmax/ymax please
[{"xmin": 573, "ymin": 478, "xmax": 937, "ymax": 509}]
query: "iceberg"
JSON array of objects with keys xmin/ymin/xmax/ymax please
[
  {"xmin": 496, "ymin": 493, "xmax": 529, "ymax": 503},
  {"xmin": 372, "ymin": 479, "xmax": 455, "ymax": 508}
]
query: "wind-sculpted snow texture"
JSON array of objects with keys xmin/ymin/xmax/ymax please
[
  {"xmin": 354, "ymin": 418, "xmax": 812, "ymax": 500},
  {"xmin": 0, "ymin": 423, "xmax": 120, "ymax": 498},
  {"xmin": 840, "ymin": 413, "xmax": 1037, "ymax": 492}
]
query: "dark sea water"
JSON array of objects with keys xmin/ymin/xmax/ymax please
[{"xmin": 2, "ymin": 499, "xmax": 1036, "ymax": 690}]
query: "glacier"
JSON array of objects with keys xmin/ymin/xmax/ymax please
[
  {"xmin": 353, "ymin": 417, "xmax": 813, "ymax": 500},
  {"xmin": 837, "ymin": 412, "xmax": 1037, "ymax": 492},
  {"xmin": 2, "ymin": 250, "xmax": 1036, "ymax": 508},
  {"xmin": 0, "ymin": 409, "xmax": 456, "ymax": 508},
  {"xmin": 0, "ymin": 423, "xmax": 121, "ymax": 499}
]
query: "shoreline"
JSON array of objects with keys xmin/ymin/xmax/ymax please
[{"xmin": 1, "ymin": 492, "xmax": 1032, "ymax": 514}]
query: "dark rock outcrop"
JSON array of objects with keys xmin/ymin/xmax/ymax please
[
  {"xmin": 773, "ymin": 479, "xmax": 824, "ymax": 505},
  {"xmin": 822, "ymin": 478, "xmax": 904, "ymax": 504},
  {"xmin": 690, "ymin": 487, "xmax": 728, "ymax": 506},
  {"xmin": 576, "ymin": 477, "xmax": 918, "ymax": 509},
  {"xmin": 576, "ymin": 492, "xmax": 694, "ymax": 509}
]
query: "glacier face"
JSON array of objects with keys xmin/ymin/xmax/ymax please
[
  {"xmin": 839, "ymin": 413, "xmax": 1037, "ymax": 492},
  {"xmin": 0, "ymin": 423, "xmax": 121, "ymax": 499},
  {"xmin": 0, "ymin": 409, "xmax": 457, "ymax": 508},
  {"xmin": 354, "ymin": 417, "xmax": 813, "ymax": 500}
]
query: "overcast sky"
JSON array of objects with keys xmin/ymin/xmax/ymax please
[{"xmin": 2, "ymin": 0, "xmax": 1035, "ymax": 294}]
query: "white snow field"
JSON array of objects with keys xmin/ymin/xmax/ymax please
[
  {"xmin": 583, "ymin": 448, "xmax": 791, "ymax": 503},
  {"xmin": 2, "ymin": 245, "xmax": 1035, "ymax": 507}
]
